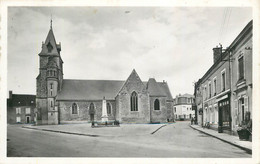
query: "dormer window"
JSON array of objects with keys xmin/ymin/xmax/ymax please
[{"xmin": 47, "ymin": 42, "xmax": 53, "ymax": 53}]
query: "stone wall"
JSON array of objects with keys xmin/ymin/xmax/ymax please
[
  {"xmin": 36, "ymin": 70, "xmax": 47, "ymax": 98},
  {"xmin": 40, "ymin": 56, "xmax": 48, "ymax": 69},
  {"xmin": 36, "ymin": 98, "xmax": 48, "ymax": 124},
  {"xmin": 118, "ymin": 91, "xmax": 150, "ymax": 123},
  {"xmin": 150, "ymin": 96, "xmax": 168, "ymax": 123},
  {"xmin": 166, "ymin": 101, "xmax": 174, "ymax": 121},
  {"xmin": 117, "ymin": 71, "xmax": 150, "ymax": 123},
  {"xmin": 58, "ymin": 100, "xmax": 116, "ymax": 123}
]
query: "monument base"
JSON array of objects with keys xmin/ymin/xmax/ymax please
[{"xmin": 101, "ymin": 116, "xmax": 108, "ymax": 122}]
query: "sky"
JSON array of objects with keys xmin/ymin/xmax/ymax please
[{"xmin": 7, "ymin": 7, "xmax": 252, "ymax": 97}]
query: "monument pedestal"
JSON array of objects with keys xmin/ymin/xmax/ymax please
[{"xmin": 101, "ymin": 97, "xmax": 108, "ymax": 122}]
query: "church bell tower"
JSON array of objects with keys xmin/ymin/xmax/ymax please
[{"xmin": 36, "ymin": 20, "xmax": 63, "ymax": 125}]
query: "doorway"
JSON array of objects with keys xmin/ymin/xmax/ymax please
[
  {"xmin": 26, "ymin": 116, "xmax": 30, "ymax": 123},
  {"xmin": 218, "ymin": 98, "xmax": 231, "ymax": 130},
  {"xmin": 90, "ymin": 114, "xmax": 94, "ymax": 122},
  {"xmin": 89, "ymin": 103, "xmax": 95, "ymax": 122}
]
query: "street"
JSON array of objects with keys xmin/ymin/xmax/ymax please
[{"xmin": 7, "ymin": 121, "xmax": 251, "ymax": 157}]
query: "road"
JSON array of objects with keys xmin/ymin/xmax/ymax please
[{"xmin": 7, "ymin": 121, "xmax": 251, "ymax": 157}]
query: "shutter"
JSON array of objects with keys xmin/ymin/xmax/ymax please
[{"xmin": 244, "ymin": 96, "xmax": 248, "ymax": 112}]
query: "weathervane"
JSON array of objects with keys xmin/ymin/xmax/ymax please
[{"xmin": 50, "ymin": 14, "xmax": 52, "ymax": 29}]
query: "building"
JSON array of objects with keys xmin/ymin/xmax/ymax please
[
  {"xmin": 173, "ymin": 94, "xmax": 195, "ymax": 120},
  {"xmin": 230, "ymin": 21, "xmax": 252, "ymax": 132},
  {"xmin": 7, "ymin": 91, "xmax": 36, "ymax": 124},
  {"xmin": 36, "ymin": 25, "xmax": 174, "ymax": 125},
  {"xmin": 194, "ymin": 20, "xmax": 252, "ymax": 134}
]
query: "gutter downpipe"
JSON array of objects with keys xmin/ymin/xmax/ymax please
[{"xmin": 229, "ymin": 50, "xmax": 233, "ymax": 131}]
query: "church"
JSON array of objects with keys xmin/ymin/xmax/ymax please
[{"xmin": 36, "ymin": 25, "xmax": 174, "ymax": 125}]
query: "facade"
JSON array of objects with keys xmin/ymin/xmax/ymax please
[
  {"xmin": 230, "ymin": 22, "xmax": 252, "ymax": 132},
  {"xmin": 36, "ymin": 26, "xmax": 174, "ymax": 125},
  {"xmin": 7, "ymin": 91, "xmax": 36, "ymax": 124},
  {"xmin": 173, "ymin": 94, "xmax": 195, "ymax": 120},
  {"xmin": 194, "ymin": 20, "xmax": 252, "ymax": 134}
]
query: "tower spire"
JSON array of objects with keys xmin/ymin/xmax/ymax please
[{"xmin": 50, "ymin": 14, "xmax": 52, "ymax": 29}]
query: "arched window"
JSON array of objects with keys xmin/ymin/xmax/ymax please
[
  {"xmin": 154, "ymin": 99, "xmax": 160, "ymax": 110},
  {"xmin": 89, "ymin": 103, "xmax": 95, "ymax": 114},
  {"xmin": 72, "ymin": 103, "xmax": 78, "ymax": 114},
  {"xmin": 107, "ymin": 103, "xmax": 111, "ymax": 115},
  {"xmin": 131, "ymin": 91, "xmax": 138, "ymax": 111}
]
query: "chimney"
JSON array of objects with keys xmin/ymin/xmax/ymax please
[
  {"xmin": 9, "ymin": 90, "xmax": 13, "ymax": 99},
  {"xmin": 213, "ymin": 45, "xmax": 222, "ymax": 63}
]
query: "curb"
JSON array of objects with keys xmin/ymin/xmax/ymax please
[
  {"xmin": 189, "ymin": 125, "xmax": 252, "ymax": 154},
  {"xmin": 151, "ymin": 124, "xmax": 167, "ymax": 134},
  {"xmin": 22, "ymin": 126, "xmax": 100, "ymax": 137}
]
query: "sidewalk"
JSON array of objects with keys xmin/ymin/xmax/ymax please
[{"xmin": 190, "ymin": 124, "xmax": 252, "ymax": 154}]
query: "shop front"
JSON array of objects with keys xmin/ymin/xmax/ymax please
[{"xmin": 217, "ymin": 93, "xmax": 231, "ymax": 133}]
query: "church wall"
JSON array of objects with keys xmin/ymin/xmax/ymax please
[
  {"xmin": 166, "ymin": 101, "xmax": 174, "ymax": 121},
  {"xmin": 40, "ymin": 56, "xmax": 48, "ymax": 69},
  {"xmin": 37, "ymin": 70, "xmax": 47, "ymax": 97},
  {"xmin": 36, "ymin": 98, "xmax": 48, "ymax": 124},
  {"xmin": 150, "ymin": 96, "xmax": 168, "ymax": 123},
  {"xmin": 118, "ymin": 88, "xmax": 150, "ymax": 123},
  {"xmin": 118, "ymin": 70, "xmax": 151, "ymax": 123},
  {"xmin": 54, "ymin": 57, "xmax": 61, "ymax": 68},
  {"xmin": 47, "ymin": 80, "xmax": 58, "ymax": 97},
  {"xmin": 58, "ymin": 100, "xmax": 116, "ymax": 123},
  {"xmin": 115, "ymin": 95, "xmax": 120, "ymax": 121},
  {"xmin": 48, "ymin": 111, "xmax": 58, "ymax": 125},
  {"xmin": 107, "ymin": 100, "xmax": 116, "ymax": 120}
]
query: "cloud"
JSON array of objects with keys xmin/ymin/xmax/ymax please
[{"xmin": 7, "ymin": 7, "xmax": 252, "ymax": 96}]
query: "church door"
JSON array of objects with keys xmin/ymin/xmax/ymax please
[
  {"xmin": 89, "ymin": 103, "xmax": 95, "ymax": 122},
  {"xmin": 90, "ymin": 114, "xmax": 94, "ymax": 122}
]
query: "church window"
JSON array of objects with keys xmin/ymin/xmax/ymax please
[
  {"xmin": 89, "ymin": 103, "xmax": 95, "ymax": 114},
  {"xmin": 72, "ymin": 103, "xmax": 78, "ymax": 114},
  {"xmin": 107, "ymin": 103, "xmax": 111, "ymax": 114},
  {"xmin": 50, "ymin": 100, "xmax": 53, "ymax": 107},
  {"xmin": 154, "ymin": 99, "xmax": 160, "ymax": 110},
  {"xmin": 131, "ymin": 91, "xmax": 138, "ymax": 111},
  {"xmin": 54, "ymin": 71, "xmax": 56, "ymax": 76},
  {"xmin": 50, "ymin": 83, "xmax": 53, "ymax": 89}
]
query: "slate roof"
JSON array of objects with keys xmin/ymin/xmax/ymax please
[
  {"xmin": 39, "ymin": 28, "xmax": 61, "ymax": 56},
  {"xmin": 157, "ymin": 82, "xmax": 173, "ymax": 101},
  {"xmin": 57, "ymin": 78, "xmax": 173, "ymax": 101},
  {"xmin": 7, "ymin": 94, "xmax": 36, "ymax": 107},
  {"xmin": 56, "ymin": 79, "xmax": 125, "ymax": 101},
  {"xmin": 146, "ymin": 78, "xmax": 167, "ymax": 97}
]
